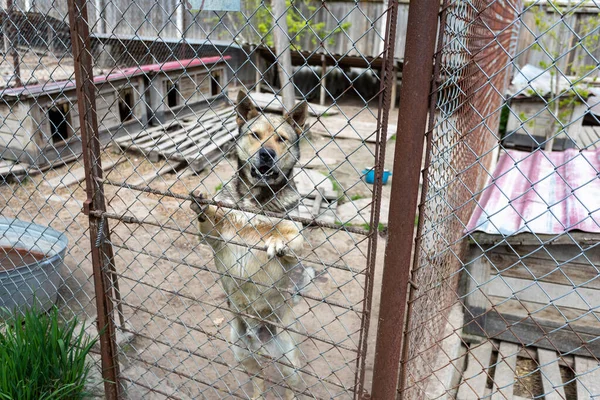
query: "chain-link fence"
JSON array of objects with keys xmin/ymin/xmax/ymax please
[
  {"xmin": 396, "ymin": 0, "xmax": 600, "ymax": 398},
  {"xmin": 1, "ymin": 0, "xmax": 405, "ymax": 397},
  {"xmin": 0, "ymin": 0, "xmax": 105, "ymax": 394},
  {"xmin": 4, "ymin": 0, "xmax": 600, "ymax": 398}
]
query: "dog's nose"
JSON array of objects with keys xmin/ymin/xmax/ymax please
[{"xmin": 258, "ymin": 148, "xmax": 277, "ymax": 164}]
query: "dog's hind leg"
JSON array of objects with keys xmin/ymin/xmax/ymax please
[
  {"xmin": 276, "ymin": 325, "xmax": 301, "ymax": 400},
  {"xmin": 230, "ymin": 317, "xmax": 266, "ymax": 399}
]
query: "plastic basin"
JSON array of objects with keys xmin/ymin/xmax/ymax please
[{"xmin": 0, "ymin": 217, "xmax": 68, "ymax": 314}]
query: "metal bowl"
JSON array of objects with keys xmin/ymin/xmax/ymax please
[{"xmin": 0, "ymin": 217, "xmax": 68, "ymax": 315}]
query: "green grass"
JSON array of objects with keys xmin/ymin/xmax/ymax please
[
  {"xmin": 361, "ymin": 223, "xmax": 387, "ymax": 232},
  {"xmin": 391, "ymin": 134, "xmax": 396, "ymax": 141},
  {"xmin": 0, "ymin": 306, "xmax": 97, "ymax": 400},
  {"xmin": 214, "ymin": 183, "xmax": 223, "ymax": 192},
  {"xmin": 321, "ymin": 172, "xmax": 343, "ymax": 199},
  {"xmin": 350, "ymin": 194, "xmax": 366, "ymax": 201}
]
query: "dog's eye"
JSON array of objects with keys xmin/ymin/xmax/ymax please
[
  {"xmin": 276, "ymin": 136, "xmax": 286, "ymax": 143},
  {"xmin": 249, "ymin": 131, "xmax": 260, "ymax": 140}
]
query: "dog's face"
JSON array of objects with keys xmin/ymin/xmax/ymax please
[{"xmin": 235, "ymin": 91, "xmax": 308, "ymax": 187}]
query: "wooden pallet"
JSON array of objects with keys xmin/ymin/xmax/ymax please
[
  {"xmin": 114, "ymin": 106, "xmax": 239, "ymax": 172},
  {"xmin": 457, "ymin": 339, "xmax": 600, "ymax": 399}
]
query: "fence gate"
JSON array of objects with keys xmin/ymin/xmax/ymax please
[
  {"xmin": 386, "ymin": 0, "xmax": 600, "ymax": 399},
  {"xmin": 0, "ymin": 0, "xmax": 407, "ymax": 397}
]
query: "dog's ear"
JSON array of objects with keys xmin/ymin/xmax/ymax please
[
  {"xmin": 236, "ymin": 90, "xmax": 259, "ymax": 127},
  {"xmin": 284, "ymin": 101, "xmax": 308, "ymax": 135}
]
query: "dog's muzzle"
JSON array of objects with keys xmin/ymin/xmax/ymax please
[{"xmin": 251, "ymin": 148, "xmax": 280, "ymax": 179}]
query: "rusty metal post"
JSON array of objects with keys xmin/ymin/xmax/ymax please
[
  {"xmin": 370, "ymin": 0, "xmax": 440, "ymax": 398},
  {"xmin": 354, "ymin": 0, "xmax": 400, "ymax": 398},
  {"xmin": 67, "ymin": 0, "xmax": 121, "ymax": 398}
]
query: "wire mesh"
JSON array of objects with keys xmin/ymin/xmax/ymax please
[
  {"xmin": 0, "ymin": 0, "xmax": 406, "ymax": 398},
  {"xmin": 402, "ymin": 0, "xmax": 600, "ymax": 399}
]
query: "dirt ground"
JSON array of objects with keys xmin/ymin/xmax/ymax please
[{"xmin": 0, "ymin": 96, "xmax": 397, "ymax": 399}]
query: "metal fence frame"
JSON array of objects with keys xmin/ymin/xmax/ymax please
[{"xmin": 63, "ymin": 0, "xmax": 404, "ymax": 398}]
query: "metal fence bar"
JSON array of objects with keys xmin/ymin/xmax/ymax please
[
  {"xmin": 355, "ymin": 0, "xmax": 401, "ymax": 397},
  {"xmin": 66, "ymin": 0, "xmax": 120, "ymax": 397},
  {"xmin": 370, "ymin": 0, "xmax": 441, "ymax": 398}
]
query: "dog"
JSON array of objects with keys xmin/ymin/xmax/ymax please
[{"xmin": 191, "ymin": 90, "xmax": 312, "ymax": 399}]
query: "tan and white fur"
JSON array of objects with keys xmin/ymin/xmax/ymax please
[{"xmin": 191, "ymin": 91, "xmax": 310, "ymax": 399}]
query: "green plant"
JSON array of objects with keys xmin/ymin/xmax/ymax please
[
  {"xmin": 215, "ymin": 182, "xmax": 223, "ymax": 192},
  {"xmin": 0, "ymin": 306, "xmax": 97, "ymax": 400},
  {"xmin": 498, "ymin": 105, "xmax": 510, "ymax": 138},
  {"xmin": 350, "ymin": 194, "xmax": 365, "ymax": 201},
  {"xmin": 222, "ymin": 0, "xmax": 350, "ymax": 49}
]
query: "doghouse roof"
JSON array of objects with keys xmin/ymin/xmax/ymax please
[
  {"xmin": 1, "ymin": 56, "xmax": 230, "ymax": 99},
  {"xmin": 466, "ymin": 148, "xmax": 600, "ymax": 236}
]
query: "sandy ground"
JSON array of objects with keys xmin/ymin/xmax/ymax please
[{"xmin": 0, "ymin": 96, "xmax": 397, "ymax": 399}]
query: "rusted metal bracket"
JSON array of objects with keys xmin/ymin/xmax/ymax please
[{"xmin": 67, "ymin": 0, "xmax": 122, "ymax": 398}]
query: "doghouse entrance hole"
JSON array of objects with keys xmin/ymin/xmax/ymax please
[
  {"xmin": 166, "ymin": 81, "xmax": 179, "ymax": 108},
  {"xmin": 210, "ymin": 71, "xmax": 221, "ymax": 96},
  {"xmin": 48, "ymin": 103, "xmax": 71, "ymax": 144},
  {"xmin": 119, "ymin": 87, "xmax": 135, "ymax": 122}
]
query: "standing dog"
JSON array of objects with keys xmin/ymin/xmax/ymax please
[{"xmin": 191, "ymin": 91, "xmax": 309, "ymax": 399}]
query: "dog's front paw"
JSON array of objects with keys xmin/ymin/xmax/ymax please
[
  {"xmin": 266, "ymin": 237, "xmax": 292, "ymax": 259},
  {"xmin": 190, "ymin": 192, "xmax": 211, "ymax": 222}
]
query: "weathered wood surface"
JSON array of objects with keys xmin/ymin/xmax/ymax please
[
  {"xmin": 487, "ymin": 249, "xmax": 600, "ymax": 290},
  {"xmin": 292, "ymin": 167, "xmax": 337, "ymax": 223},
  {"xmin": 457, "ymin": 341, "xmax": 493, "ymax": 400},
  {"xmin": 575, "ymin": 356, "xmax": 600, "ymax": 400},
  {"xmin": 538, "ymin": 349, "xmax": 566, "ymax": 400},
  {"xmin": 491, "ymin": 341, "xmax": 518, "ymax": 400},
  {"xmin": 115, "ymin": 106, "xmax": 239, "ymax": 172}
]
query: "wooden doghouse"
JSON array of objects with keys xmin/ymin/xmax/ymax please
[
  {"xmin": 0, "ymin": 72, "xmax": 146, "ymax": 166},
  {"xmin": 0, "ymin": 56, "xmax": 230, "ymax": 167},
  {"xmin": 145, "ymin": 56, "xmax": 230, "ymax": 125},
  {"xmin": 461, "ymin": 148, "xmax": 600, "ymax": 357}
]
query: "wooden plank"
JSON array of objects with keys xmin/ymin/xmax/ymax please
[
  {"xmin": 174, "ymin": 121, "xmax": 237, "ymax": 159},
  {"xmin": 575, "ymin": 356, "xmax": 600, "ymax": 400},
  {"xmin": 44, "ymin": 157, "xmax": 125, "ymax": 189},
  {"xmin": 462, "ymin": 249, "xmax": 492, "ymax": 336},
  {"xmin": 311, "ymin": 190, "xmax": 323, "ymax": 217},
  {"xmin": 487, "ymin": 276, "xmax": 599, "ymax": 311},
  {"xmin": 538, "ymin": 348, "xmax": 566, "ymax": 400},
  {"xmin": 0, "ymin": 159, "xmax": 28, "ymax": 178},
  {"xmin": 491, "ymin": 342, "xmax": 519, "ymax": 400},
  {"xmin": 464, "ymin": 296, "xmax": 600, "ymax": 358},
  {"xmin": 490, "ymin": 296, "xmax": 600, "ymax": 337},
  {"xmin": 457, "ymin": 341, "xmax": 494, "ymax": 400},
  {"xmin": 488, "ymin": 250, "xmax": 600, "ymax": 290},
  {"xmin": 449, "ymin": 344, "xmax": 468, "ymax": 399},
  {"xmin": 470, "ymin": 232, "xmax": 600, "ymax": 246},
  {"xmin": 293, "ymin": 168, "xmax": 336, "ymax": 199},
  {"xmin": 182, "ymin": 125, "xmax": 239, "ymax": 162}
]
